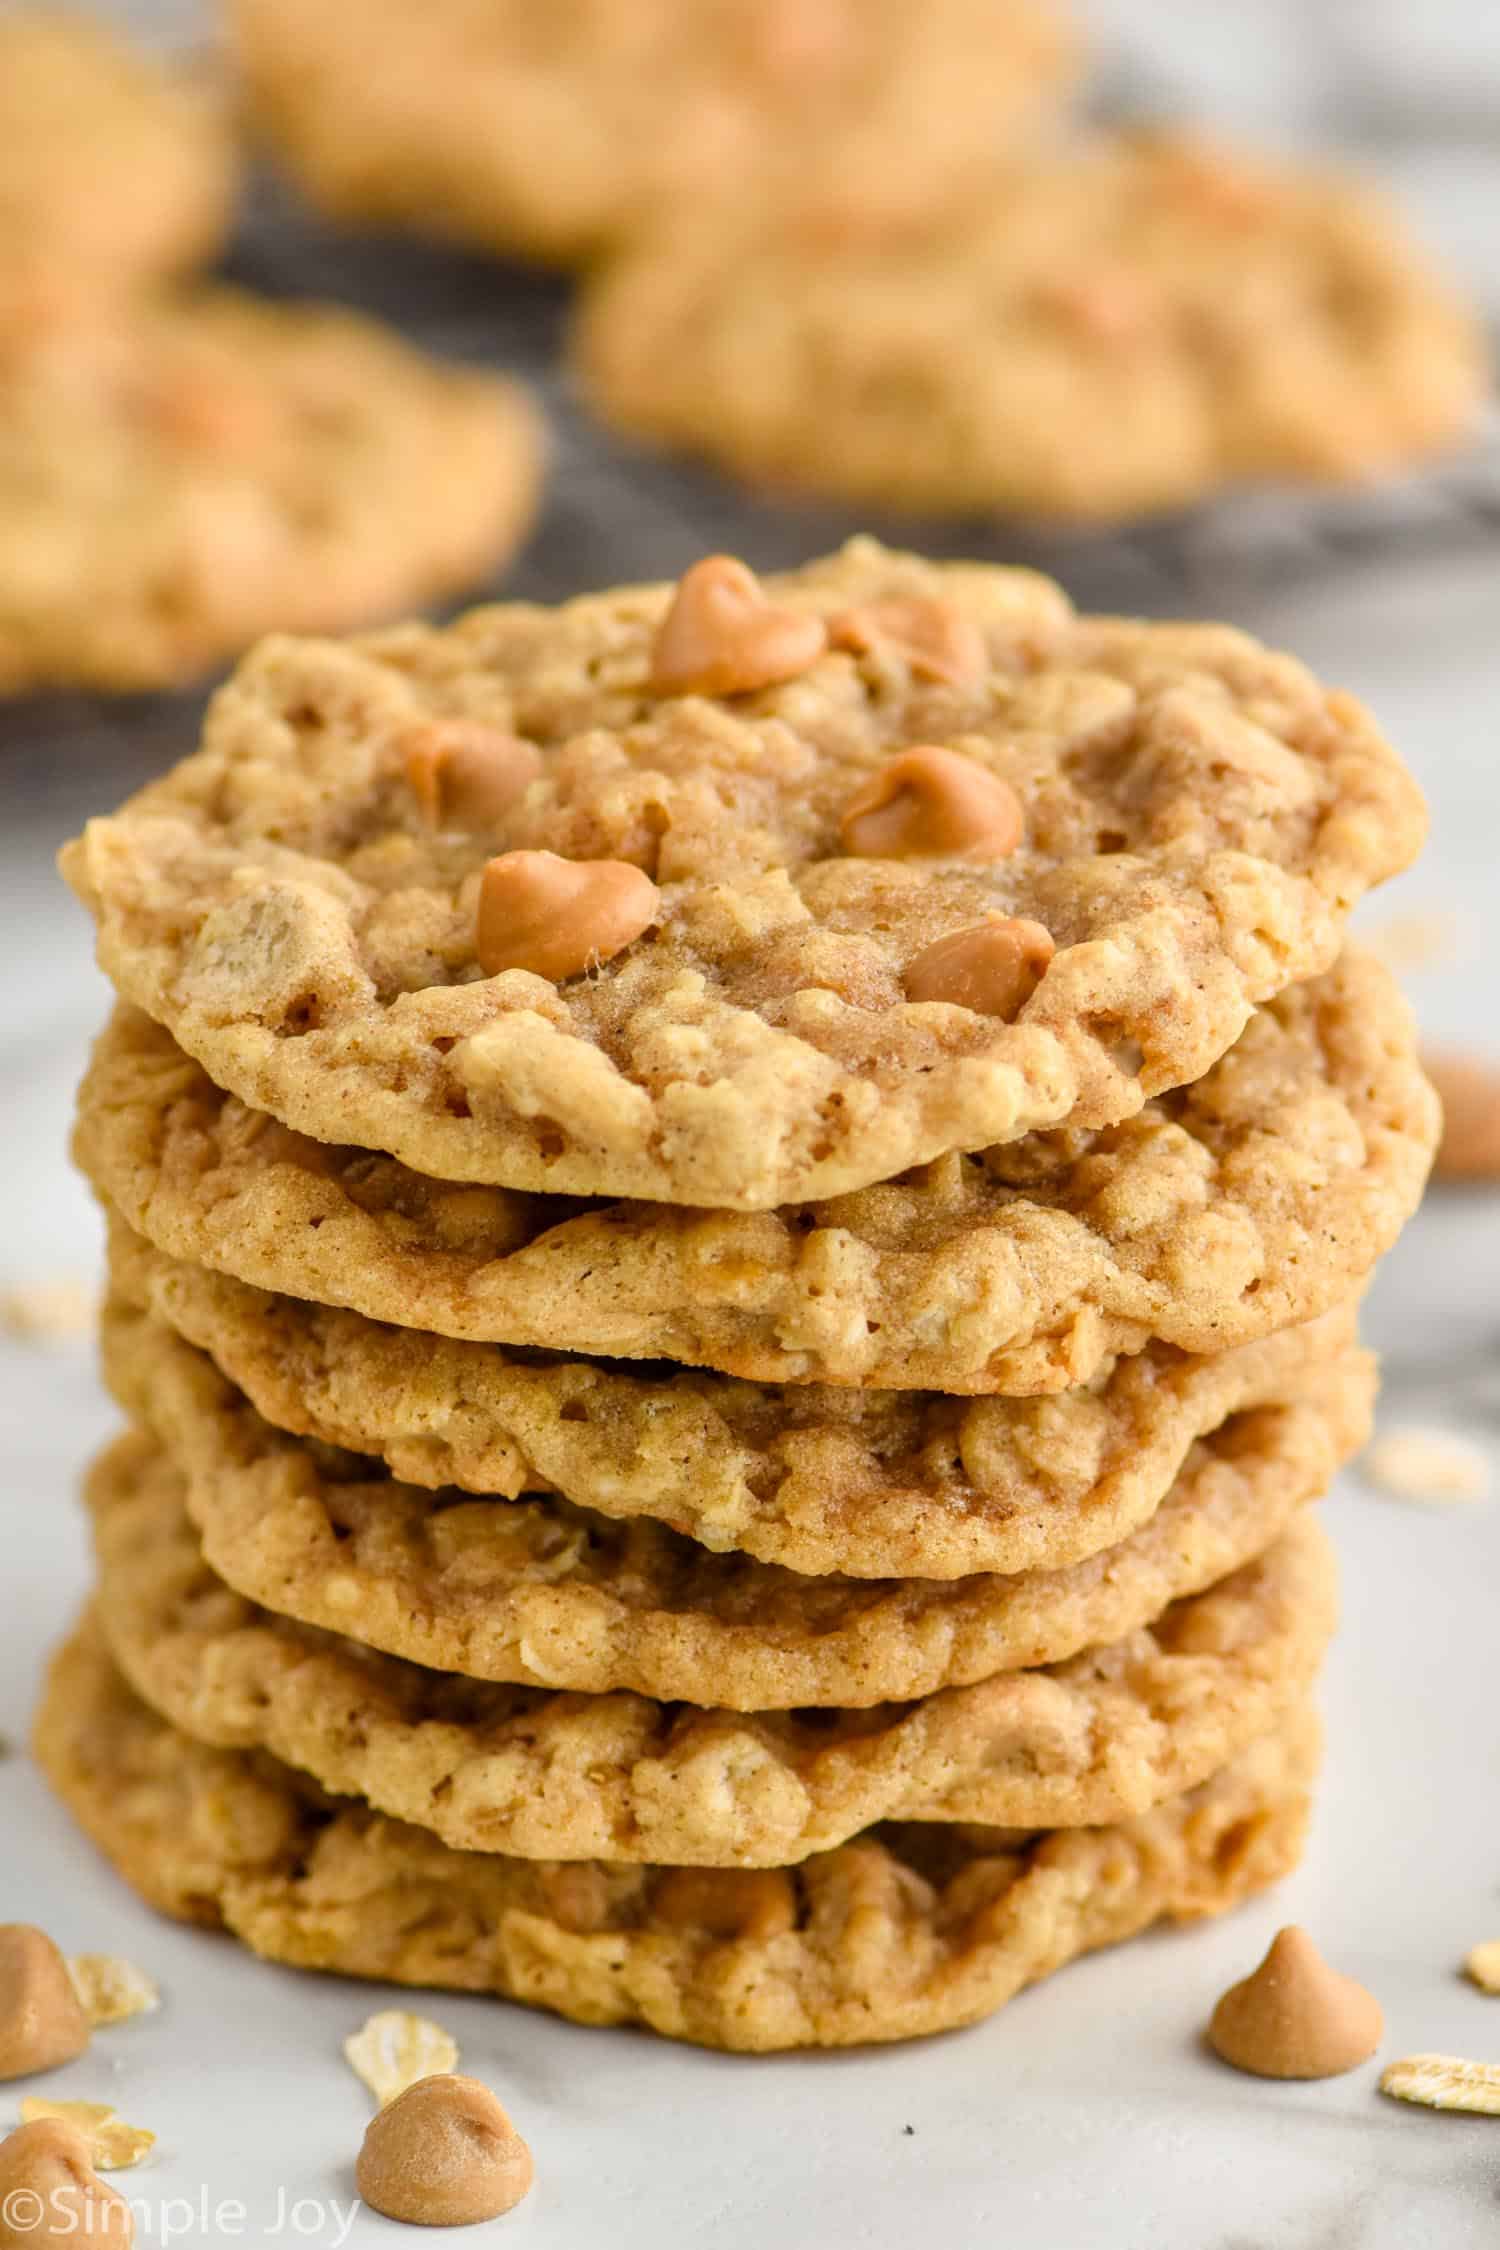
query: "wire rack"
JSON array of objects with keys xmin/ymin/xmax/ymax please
[{"xmin": 8, "ymin": 154, "xmax": 1500, "ymax": 839}]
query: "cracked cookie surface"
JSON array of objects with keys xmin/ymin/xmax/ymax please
[
  {"xmin": 108, "ymin": 1214, "xmax": 1364, "ymax": 1580},
  {"xmin": 75, "ymin": 954, "xmax": 1435, "ymax": 1391},
  {"xmin": 98, "ymin": 1311, "xmax": 1371, "ymax": 1707},
  {"xmin": 576, "ymin": 133, "xmax": 1486, "ymax": 522},
  {"xmin": 2, "ymin": 289, "xmax": 542, "ymax": 694},
  {"xmin": 62, "ymin": 541, "xmax": 1425, "ymax": 1205},
  {"xmin": 34, "ymin": 1620, "xmax": 1318, "ymax": 2051},
  {"xmin": 86, "ymin": 1440, "xmax": 1337, "ymax": 1865}
]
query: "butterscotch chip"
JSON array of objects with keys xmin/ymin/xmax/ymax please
[
  {"xmin": 60, "ymin": 538, "xmax": 1428, "ymax": 1210},
  {"xmin": 1379, "ymin": 2055, "xmax": 1500, "ymax": 2115},
  {"xmin": 828, "ymin": 597, "xmax": 986, "ymax": 684},
  {"xmin": 73, "ymin": 952, "xmax": 1436, "ymax": 1395},
  {"xmin": 476, "ymin": 851, "xmax": 659, "ymax": 980},
  {"xmin": 903, "ymin": 915, "xmax": 1054, "ymax": 1016},
  {"xmin": 0, "ymin": 1928, "xmax": 90, "ymax": 2082},
  {"xmin": 1464, "ymin": 1942, "xmax": 1500, "ymax": 1994},
  {"xmin": 650, "ymin": 556, "xmax": 828, "ymax": 697},
  {"xmin": 230, "ymin": 0, "xmax": 1078, "ymax": 269},
  {"xmin": 65, "ymin": 1956, "xmax": 158, "ymax": 2029},
  {"xmin": 1207, "ymin": 1926, "xmax": 1383, "ymax": 2079},
  {"xmin": 402, "ymin": 723, "xmax": 543, "ymax": 830},
  {"xmin": 18, "ymin": 2103, "xmax": 154, "ymax": 2172},
  {"xmin": 33, "ymin": 1620, "xmax": 1321, "ymax": 2054},
  {"xmin": 345, "ymin": 2010, "xmax": 459, "ymax": 2108},
  {"xmin": 0, "ymin": 2118, "xmax": 133, "ymax": 2246},
  {"xmin": 84, "ymin": 1441, "xmax": 1339, "ymax": 1867},
  {"xmin": 576, "ymin": 134, "xmax": 1485, "ymax": 521},
  {"xmin": 841, "ymin": 748, "xmax": 1024, "ymax": 860},
  {"xmin": 357, "ymin": 2075, "xmax": 533, "ymax": 2227},
  {"xmin": 1423, "ymin": 1049, "xmax": 1500, "ymax": 1182},
  {"xmin": 653, "ymin": 1869, "xmax": 798, "ymax": 1942}
]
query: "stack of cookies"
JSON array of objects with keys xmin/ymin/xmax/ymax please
[{"xmin": 40, "ymin": 542, "xmax": 1437, "ymax": 2052}]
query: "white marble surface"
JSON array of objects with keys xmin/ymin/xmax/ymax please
[{"xmin": 3, "ymin": 5, "xmax": 1500, "ymax": 2244}]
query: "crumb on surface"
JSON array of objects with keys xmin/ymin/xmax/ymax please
[
  {"xmin": 0, "ymin": 1277, "xmax": 96, "ymax": 1343},
  {"xmin": 1358, "ymin": 1426, "xmax": 1490, "ymax": 1505}
]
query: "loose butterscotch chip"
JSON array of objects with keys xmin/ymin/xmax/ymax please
[
  {"xmin": 1380, "ymin": 2054, "xmax": 1500, "ymax": 2115},
  {"xmin": 65, "ymin": 1956, "xmax": 158, "ymax": 2029},
  {"xmin": 402, "ymin": 722, "xmax": 543, "ymax": 831},
  {"xmin": 356, "ymin": 2075, "xmax": 533, "ymax": 2227},
  {"xmin": 18, "ymin": 2103, "xmax": 154, "ymax": 2172},
  {"xmin": 476, "ymin": 850, "xmax": 659, "ymax": 980},
  {"xmin": 650, "ymin": 556, "xmax": 827, "ymax": 697},
  {"xmin": 827, "ymin": 597, "xmax": 986, "ymax": 685},
  {"xmin": 1423, "ymin": 1049, "xmax": 1500, "ymax": 1183},
  {"xmin": 0, "ymin": 1928, "xmax": 90, "ymax": 2082},
  {"xmin": 1208, "ymin": 1926, "xmax": 1383, "ymax": 2079},
  {"xmin": 345, "ymin": 2010, "xmax": 459, "ymax": 2108},
  {"xmin": 1465, "ymin": 1941, "xmax": 1500, "ymax": 1994},
  {"xmin": 840, "ymin": 748, "xmax": 1024, "ymax": 861},
  {"xmin": 903, "ymin": 914, "xmax": 1054, "ymax": 1016},
  {"xmin": 0, "ymin": 2119, "xmax": 133, "ymax": 2246}
]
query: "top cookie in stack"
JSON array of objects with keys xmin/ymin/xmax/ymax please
[{"xmin": 61, "ymin": 540, "xmax": 1422, "ymax": 1210}]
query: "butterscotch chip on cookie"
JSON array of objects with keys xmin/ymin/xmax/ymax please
[
  {"xmin": 0, "ymin": 12, "xmax": 233, "ymax": 337},
  {"xmin": 61, "ymin": 541, "xmax": 1426, "ymax": 1206},
  {"xmin": 231, "ymin": 0, "xmax": 1078, "ymax": 269},
  {"xmin": 576, "ymin": 133, "xmax": 1486, "ymax": 522},
  {"xmin": 85, "ymin": 1444, "xmax": 1337, "ymax": 1866},
  {"xmin": 74, "ymin": 953, "xmax": 1435, "ymax": 1392},
  {"xmin": 0, "ymin": 291, "xmax": 542, "ymax": 695},
  {"xmin": 108, "ymin": 1209, "xmax": 1366, "ymax": 1582},
  {"xmin": 97, "ymin": 1307, "xmax": 1372, "ymax": 1706},
  {"xmin": 33, "ymin": 1619, "xmax": 1320, "ymax": 2052}
]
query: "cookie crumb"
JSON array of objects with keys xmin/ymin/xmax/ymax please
[
  {"xmin": 1364, "ymin": 912, "xmax": 1461, "ymax": 977},
  {"xmin": 1359, "ymin": 1427, "xmax": 1489, "ymax": 1505},
  {"xmin": 1379, "ymin": 2054, "xmax": 1500, "ymax": 2115},
  {"xmin": 344, "ymin": 2009, "xmax": 458, "ymax": 2109},
  {"xmin": 1464, "ymin": 1942, "xmax": 1500, "ymax": 1994},
  {"xmin": 66, "ymin": 1956, "xmax": 159, "ymax": 2029},
  {"xmin": 19, "ymin": 2099, "xmax": 155, "ymax": 2170},
  {"xmin": 1207, "ymin": 1926, "xmax": 1382, "ymax": 2080},
  {"xmin": 0, "ymin": 1278, "xmax": 95, "ymax": 1343}
]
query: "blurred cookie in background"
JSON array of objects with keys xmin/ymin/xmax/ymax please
[
  {"xmin": 230, "ymin": 0, "xmax": 1079, "ymax": 269},
  {"xmin": 573, "ymin": 131, "xmax": 1488, "ymax": 524},
  {"xmin": 0, "ymin": 289, "xmax": 543, "ymax": 696},
  {"xmin": 0, "ymin": 9, "xmax": 236, "ymax": 335}
]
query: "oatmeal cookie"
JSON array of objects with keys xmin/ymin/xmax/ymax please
[
  {"xmin": 75, "ymin": 956, "xmax": 1435, "ymax": 1391},
  {"xmin": 87, "ymin": 1444, "xmax": 1337, "ymax": 1865},
  {"xmin": 98, "ymin": 1314, "xmax": 1370, "ymax": 1706},
  {"xmin": 231, "ymin": 0, "xmax": 1077, "ymax": 270},
  {"xmin": 34, "ymin": 1620, "xmax": 1318, "ymax": 2052},
  {"xmin": 0, "ymin": 11, "xmax": 234, "ymax": 335},
  {"xmin": 0, "ymin": 290, "xmax": 542, "ymax": 695},
  {"xmin": 108, "ymin": 1211, "xmax": 1364, "ymax": 1580},
  {"xmin": 61, "ymin": 542, "xmax": 1425, "ymax": 1205},
  {"xmin": 576, "ymin": 133, "xmax": 1486, "ymax": 521}
]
